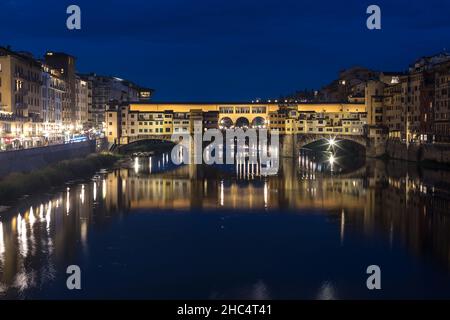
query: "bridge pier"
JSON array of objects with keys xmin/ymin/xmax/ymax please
[
  {"xmin": 281, "ymin": 134, "xmax": 298, "ymax": 158},
  {"xmin": 366, "ymin": 141, "xmax": 386, "ymax": 158}
]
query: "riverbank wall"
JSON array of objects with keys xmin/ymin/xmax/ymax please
[
  {"xmin": 0, "ymin": 139, "xmax": 101, "ymax": 176},
  {"xmin": 385, "ymin": 140, "xmax": 450, "ymax": 165}
]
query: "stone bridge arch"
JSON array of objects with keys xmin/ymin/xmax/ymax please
[
  {"xmin": 218, "ymin": 115, "xmax": 268, "ymax": 129},
  {"xmin": 219, "ymin": 117, "xmax": 234, "ymax": 129},
  {"xmin": 127, "ymin": 135, "xmax": 174, "ymax": 144},
  {"xmin": 296, "ymin": 134, "xmax": 367, "ymax": 150},
  {"xmin": 116, "ymin": 136, "xmax": 176, "ymax": 153},
  {"xmin": 235, "ymin": 117, "xmax": 250, "ymax": 128},
  {"xmin": 251, "ymin": 116, "xmax": 266, "ymax": 128}
]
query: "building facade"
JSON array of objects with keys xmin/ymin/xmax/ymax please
[
  {"xmin": 434, "ymin": 61, "xmax": 450, "ymax": 142},
  {"xmin": 41, "ymin": 64, "xmax": 65, "ymax": 143},
  {"xmin": 364, "ymin": 53, "xmax": 450, "ymax": 143},
  {"xmin": 44, "ymin": 52, "xmax": 77, "ymax": 128},
  {"xmin": 0, "ymin": 47, "xmax": 42, "ymax": 119},
  {"xmin": 75, "ymin": 75, "xmax": 90, "ymax": 130},
  {"xmin": 79, "ymin": 73, "xmax": 154, "ymax": 131},
  {"xmin": 383, "ymin": 83, "xmax": 403, "ymax": 138},
  {"xmin": 0, "ymin": 47, "xmax": 48, "ymax": 148}
]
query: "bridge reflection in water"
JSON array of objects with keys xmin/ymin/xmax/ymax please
[
  {"xmin": 1, "ymin": 152, "xmax": 450, "ymax": 298},
  {"xmin": 110, "ymin": 151, "xmax": 369, "ymax": 212}
]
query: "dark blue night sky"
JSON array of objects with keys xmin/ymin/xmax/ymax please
[{"xmin": 1, "ymin": 0, "xmax": 449, "ymax": 101}]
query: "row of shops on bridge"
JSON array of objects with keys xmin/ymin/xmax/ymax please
[{"xmin": 105, "ymin": 102, "xmax": 369, "ymax": 145}]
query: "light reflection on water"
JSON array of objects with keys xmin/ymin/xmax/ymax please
[{"xmin": 0, "ymin": 151, "xmax": 450, "ymax": 299}]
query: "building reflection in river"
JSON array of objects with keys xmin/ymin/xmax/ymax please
[{"xmin": 1, "ymin": 152, "xmax": 450, "ymax": 298}]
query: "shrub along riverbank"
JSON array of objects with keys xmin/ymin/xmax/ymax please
[{"xmin": 0, "ymin": 152, "xmax": 121, "ymax": 203}]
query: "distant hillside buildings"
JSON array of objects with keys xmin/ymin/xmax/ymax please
[{"xmin": 319, "ymin": 66, "xmax": 378, "ymax": 103}]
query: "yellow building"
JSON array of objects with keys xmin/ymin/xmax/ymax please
[
  {"xmin": 365, "ymin": 80, "xmax": 385, "ymax": 126},
  {"xmin": 268, "ymin": 105, "xmax": 367, "ymax": 136},
  {"xmin": 295, "ymin": 111, "xmax": 366, "ymax": 135},
  {"xmin": 173, "ymin": 112, "xmax": 190, "ymax": 134},
  {"xmin": 0, "ymin": 47, "xmax": 42, "ymax": 119}
]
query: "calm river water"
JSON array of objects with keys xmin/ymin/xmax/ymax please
[{"xmin": 1, "ymin": 151, "xmax": 450, "ymax": 299}]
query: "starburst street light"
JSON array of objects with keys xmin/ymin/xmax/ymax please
[
  {"xmin": 328, "ymin": 137, "xmax": 336, "ymax": 147},
  {"xmin": 325, "ymin": 136, "xmax": 342, "ymax": 155}
]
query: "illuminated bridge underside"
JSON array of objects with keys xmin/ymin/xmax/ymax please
[
  {"xmin": 296, "ymin": 134, "xmax": 367, "ymax": 149},
  {"xmin": 125, "ymin": 133, "xmax": 367, "ymax": 146}
]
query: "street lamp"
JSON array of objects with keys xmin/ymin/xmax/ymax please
[
  {"xmin": 327, "ymin": 137, "xmax": 337, "ymax": 152},
  {"xmin": 328, "ymin": 137, "xmax": 336, "ymax": 147}
]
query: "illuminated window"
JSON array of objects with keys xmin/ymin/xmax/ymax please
[{"xmin": 140, "ymin": 91, "xmax": 151, "ymax": 99}]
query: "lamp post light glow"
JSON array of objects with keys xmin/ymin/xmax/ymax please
[
  {"xmin": 329, "ymin": 154, "xmax": 335, "ymax": 165},
  {"xmin": 328, "ymin": 137, "xmax": 336, "ymax": 147}
]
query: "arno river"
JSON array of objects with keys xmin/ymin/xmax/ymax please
[{"xmin": 1, "ymin": 150, "xmax": 450, "ymax": 299}]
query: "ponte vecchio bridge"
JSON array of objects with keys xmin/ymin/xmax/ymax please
[{"xmin": 106, "ymin": 101, "xmax": 384, "ymax": 157}]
